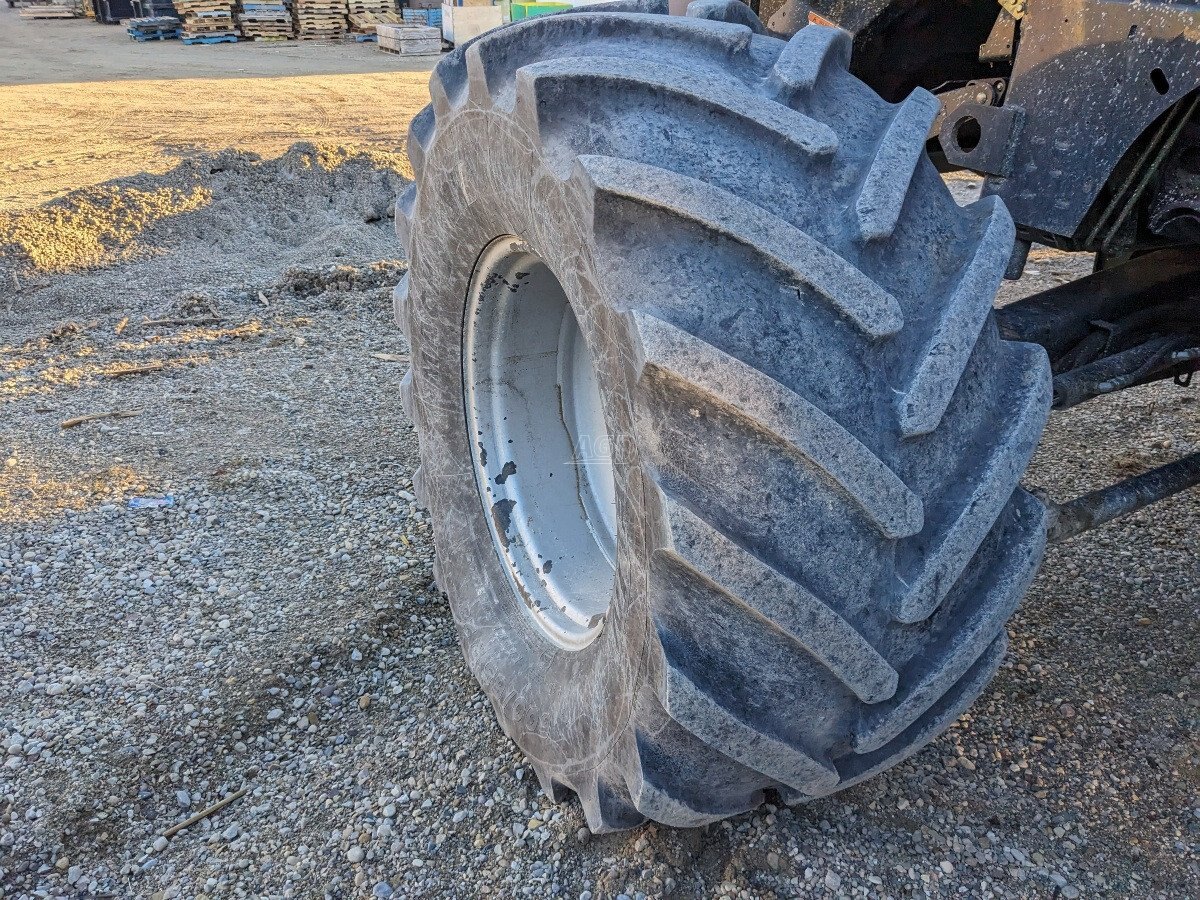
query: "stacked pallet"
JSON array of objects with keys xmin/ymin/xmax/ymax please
[
  {"xmin": 347, "ymin": 9, "xmax": 400, "ymax": 40},
  {"xmin": 17, "ymin": 0, "xmax": 84, "ymax": 18},
  {"xmin": 175, "ymin": 0, "xmax": 238, "ymax": 42},
  {"xmin": 400, "ymin": 6, "xmax": 439, "ymax": 27},
  {"xmin": 293, "ymin": 0, "xmax": 346, "ymax": 39},
  {"xmin": 376, "ymin": 22, "xmax": 439, "ymax": 55},
  {"xmin": 345, "ymin": 0, "xmax": 387, "ymax": 18},
  {"xmin": 126, "ymin": 14, "xmax": 182, "ymax": 39},
  {"xmin": 237, "ymin": 1, "xmax": 293, "ymax": 40}
]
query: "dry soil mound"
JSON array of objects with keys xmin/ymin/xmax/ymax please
[{"xmin": 0, "ymin": 143, "xmax": 409, "ymax": 338}]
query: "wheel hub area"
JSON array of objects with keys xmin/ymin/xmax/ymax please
[{"xmin": 463, "ymin": 238, "xmax": 617, "ymax": 650}]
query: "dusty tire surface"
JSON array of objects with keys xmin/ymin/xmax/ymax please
[{"xmin": 395, "ymin": 0, "xmax": 1052, "ymax": 831}]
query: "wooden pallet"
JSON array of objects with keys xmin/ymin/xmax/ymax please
[
  {"xmin": 377, "ymin": 40, "xmax": 440, "ymax": 55},
  {"xmin": 177, "ymin": 6, "xmax": 234, "ymax": 17},
  {"xmin": 175, "ymin": 2, "xmax": 234, "ymax": 14},
  {"xmin": 294, "ymin": 0, "xmax": 347, "ymax": 37},
  {"xmin": 183, "ymin": 20, "xmax": 235, "ymax": 32},
  {"xmin": 348, "ymin": 10, "xmax": 400, "ymax": 30},
  {"xmin": 19, "ymin": 6, "xmax": 82, "ymax": 16}
]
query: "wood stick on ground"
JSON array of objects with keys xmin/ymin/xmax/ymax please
[
  {"xmin": 163, "ymin": 787, "xmax": 249, "ymax": 839},
  {"xmin": 141, "ymin": 315, "xmax": 221, "ymax": 327},
  {"xmin": 104, "ymin": 362, "xmax": 165, "ymax": 378},
  {"xmin": 60, "ymin": 410, "xmax": 140, "ymax": 429}
]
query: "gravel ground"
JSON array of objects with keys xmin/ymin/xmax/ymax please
[{"xmin": 0, "ymin": 153, "xmax": 1197, "ymax": 899}]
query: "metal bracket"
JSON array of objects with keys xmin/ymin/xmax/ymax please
[
  {"xmin": 930, "ymin": 79, "xmax": 1008, "ymax": 141},
  {"xmin": 939, "ymin": 102, "xmax": 1023, "ymax": 176},
  {"xmin": 980, "ymin": 10, "xmax": 1018, "ymax": 63}
]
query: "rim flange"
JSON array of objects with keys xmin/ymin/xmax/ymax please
[{"xmin": 462, "ymin": 237, "xmax": 618, "ymax": 650}]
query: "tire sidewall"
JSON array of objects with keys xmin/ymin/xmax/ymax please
[{"xmin": 405, "ymin": 106, "xmax": 659, "ymax": 777}]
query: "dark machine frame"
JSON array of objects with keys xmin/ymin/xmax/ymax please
[{"xmin": 763, "ymin": 0, "xmax": 1200, "ymax": 260}]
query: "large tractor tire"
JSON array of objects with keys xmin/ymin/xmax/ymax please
[{"xmin": 394, "ymin": 0, "xmax": 1052, "ymax": 830}]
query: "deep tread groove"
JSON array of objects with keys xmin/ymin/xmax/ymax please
[
  {"xmin": 897, "ymin": 342, "xmax": 1051, "ymax": 623},
  {"xmin": 578, "ymin": 156, "xmax": 903, "ymax": 337},
  {"xmin": 632, "ymin": 308, "xmax": 922, "ymax": 538},
  {"xmin": 659, "ymin": 492, "xmax": 899, "ymax": 703},
  {"xmin": 657, "ymin": 655, "xmax": 839, "ymax": 792},
  {"xmin": 858, "ymin": 490, "xmax": 1046, "ymax": 752},
  {"xmin": 530, "ymin": 762, "xmax": 567, "ymax": 803},
  {"xmin": 406, "ymin": 107, "xmax": 434, "ymax": 183},
  {"xmin": 856, "ymin": 89, "xmax": 941, "ymax": 241},
  {"xmin": 594, "ymin": 776, "xmax": 648, "ymax": 831},
  {"xmin": 897, "ymin": 196, "xmax": 1017, "ymax": 437},
  {"xmin": 630, "ymin": 722, "xmax": 764, "ymax": 825},
  {"xmin": 395, "ymin": 184, "xmax": 417, "ymax": 253},
  {"xmin": 429, "ymin": 55, "xmax": 468, "ymax": 119},
  {"xmin": 834, "ymin": 634, "xmax": 1008, "ymax": 789},
  {"xmin": 520, "ymin": 57, "xmax": 838, "ymax": 157}
]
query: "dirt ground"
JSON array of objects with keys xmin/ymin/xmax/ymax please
[
  {"xmin": 0, "ymin": 9, "xmax": 435, "ymax": 211},
  {"xmin": 1, "ymin": 9, "xmax": 1198, "ymax": 900}
]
